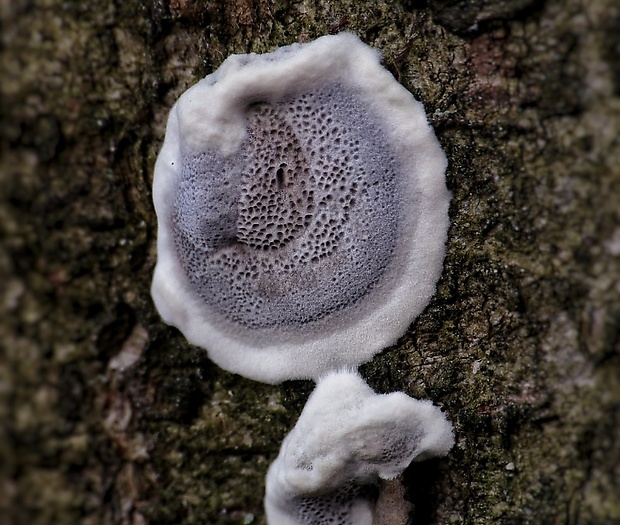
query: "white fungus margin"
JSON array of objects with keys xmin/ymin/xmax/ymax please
[{"xmin": 151, "ymin": 33, "xmax": 450, "ymax": 383}]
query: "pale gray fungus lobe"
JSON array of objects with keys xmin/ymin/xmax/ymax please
[
  {"xmin": 172, "ymin": 85, "xmax": 400, "ymax": 329},
  {"xmin": 151, "ymin": 33, "xmax": 450, "ymax": 383},
  {"xmin": 264, "ymin": 370, "xmax": 455, "ymax": 525}
]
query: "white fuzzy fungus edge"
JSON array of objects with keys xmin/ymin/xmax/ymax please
[
  {"xmin": 264, "ymin": 370, "xmax": 454, "ymax": 525},
  {"xmin": 151, "ymin": 32, "xmax": 450, "ymax": 383}
]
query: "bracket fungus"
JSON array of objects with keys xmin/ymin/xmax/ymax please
[
  {"xmin": 151, "ymin": 33, "xmax": 450, "ymax": 383},
  {"xmin": 264, "ymin": 370, "xmax": 455, "ymax": 525}
]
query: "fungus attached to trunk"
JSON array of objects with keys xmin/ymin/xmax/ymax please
[
  {"xmin": 264, "ymin": 370, "xmax": 454, "ymax": 524},
  {"xmin": 151, "ymin": 33, "xmax": 450, "ymax": 383}
]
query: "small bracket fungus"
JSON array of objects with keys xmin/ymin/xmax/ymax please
[
  {"xmin": 264, "ymin": 370, "xmax": 454, "ymax": 525},
  {"xmin": 151, "ymin": 32, "xmax": 450, "ymax": 383}
]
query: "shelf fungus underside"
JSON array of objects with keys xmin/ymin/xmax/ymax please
[{"xmin": 151, "ymin": 33, "xmax": 450, "ymax": 383}]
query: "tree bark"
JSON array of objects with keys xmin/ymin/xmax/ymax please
[{"xmin": 1, "ymin": 1, "xmax": 619, "ymax": 524}]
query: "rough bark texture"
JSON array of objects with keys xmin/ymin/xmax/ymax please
[{"xmin": 1, "ymin": 1, "xmax": 619, "ymax": 524}]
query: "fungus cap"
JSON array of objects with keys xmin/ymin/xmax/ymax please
[
  {"xmin": 264, "ymin": 370, "xmax": 454, "ymax": 525},
  {"xmin": 151, "ymin": 33, "xmax": 450, "ymax": 383}
]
